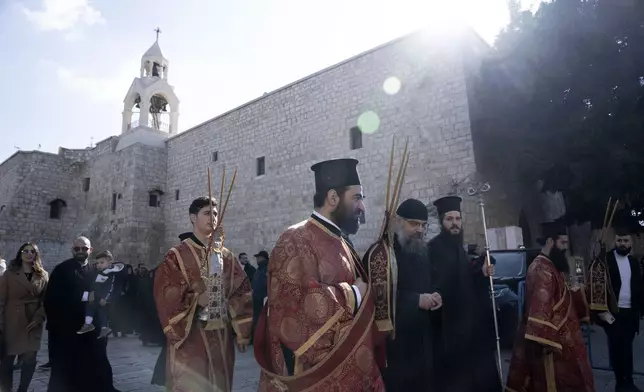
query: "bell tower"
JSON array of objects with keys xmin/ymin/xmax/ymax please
[{"xmin": 121, "ymin": 28, "xmax": 180, "ymax": 138}]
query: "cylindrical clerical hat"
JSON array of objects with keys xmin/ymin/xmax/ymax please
[
  {"xmin": 310, "ymin": 158, "xmax": 361, "ymax": 194},
  {"xmin": 540, "ymin": 221, "xmax": 567, "ymax": 240},
  {"xmin": 396, "ymin": 198, "xmax": 429, "ymax": 221},
  {"xmin": 433, "ymin": 195, "xmax": 462, "ymax": 215}
]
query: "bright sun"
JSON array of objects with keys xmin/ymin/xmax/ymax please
[{"xmin": 375, "ymin": 0, "xmax": 512, "ymax": 44}]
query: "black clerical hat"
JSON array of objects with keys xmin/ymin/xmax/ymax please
[
  {"xmin": 541, "ymin": 221, "xmax": 567, "ymax": 240},
  {"xmin": 311, "ymin": 158, "xmax": 361, "ymax": 194},
  {"xmin": 433, "ymin": 195, "xmax": 462, "ymax": 215},
  {"xmin": 396, "ymin": 198, "xmax": 428, "ymax": 221},
  {"xmin": 254, "ymin": 250, "xmax": 269, "ymax": 259}
]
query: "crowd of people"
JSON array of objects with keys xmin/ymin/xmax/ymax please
[
  {"xmin": 0, "ymin": 240, "xmax": 175, "ymax": 392},
  {"xmin": 0, "ymin": 157, "xmax": 641, "ymax": 392}
]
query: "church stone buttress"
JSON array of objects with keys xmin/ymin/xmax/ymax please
[{"xmin": 120, "ymin": 33, "xmax": 180, "ymax": 142}]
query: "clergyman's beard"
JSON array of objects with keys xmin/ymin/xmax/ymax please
[
  {"xmin": 395, "ymin": 228, "xmax": 427, "ymax": 257},
  {"xmin": 549, "ymin": 247, "xmax": 569, "ymax": 273},
  {"xmin": 74, "ymin": 253, "xmax": 88, "ymax": 262},
  {"xmin": 441, "ymin": 225, "xmax": 464, "ymax": 245},
  {"xmin": 331, "ymin": 202, "xmax": 360, "ymax": 235},
  {"xmin": 616, "ymin": 246, "xmax": 631, "ymax": 257}
]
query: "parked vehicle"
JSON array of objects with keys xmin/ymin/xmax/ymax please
[{"xmin": 488, "ymin": 248, "xmax": 540, "ymax": 348}]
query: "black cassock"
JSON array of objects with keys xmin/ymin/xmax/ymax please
[
  {"xmin": 43, "ymin": 258, "xmax": 116, "ymax": 392},
  {"xmin": 363, "ymin": 236, "xmax": 434, "ymax": 392},
  {"xmin": 428, "ymin": 232, "xmax": 501, "ymax": 392}
]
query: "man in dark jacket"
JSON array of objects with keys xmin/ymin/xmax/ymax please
[
  {"xmin": 239, "ymin": 253, "xmax": 257, "ymax": 281},
  {"xmin": 599, "ymin": 228, "xmax": 644, "ymax": 392},
  {"xmin": 44, "ymin": 236, "xmax": 117, "ymax": 392},
  {"xmin": 251, "ymin": 250, "xmax": 269, "ymax": 343}
]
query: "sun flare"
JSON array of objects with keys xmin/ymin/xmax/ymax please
[{"xmin": 373, "ymin": 0, "xmax": 512, "ymax": 44}]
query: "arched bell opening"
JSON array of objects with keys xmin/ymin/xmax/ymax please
[
  {"xmin": 148, "ymin": 94, "xmax": 170, "ymax": 132},
  {"xmin": 142, "ymin": 60, "xmax": 167, "ymax": 79},
  {"xmin": 126, "ymin": 94, "xmax": 142, "ymax": 131}
]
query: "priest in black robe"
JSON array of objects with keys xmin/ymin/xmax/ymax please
[
  {"xmin": 428, "ymin": 196, "xmax": 501, "ymax": 392},
  {"xmin": 44, "ymin": 236, "xmax": 117, "ymax": 392},
  {"xmin": 380, "ymin": 198, "xmax": 442, "ymax": 391}
]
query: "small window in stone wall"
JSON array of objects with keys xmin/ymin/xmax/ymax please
[
  {"xmin": 212, "ymin": 151, "xmax": 219, "ymax": 162},
  {"xmin": 350, "ymin": 126, "xmax": 363, "ymax": 150},
  {"xmin": 49, "ymin": 199, "xmax": 67, "ymax": 219},
  {"xmin": 82, "ymin": 177, "xmax": 90, "ymax": 192},
  {"xmin": 111, "ymin": 193, "xmax": 117, "ymax": 212},
  {"xmin": 149, "ymin": 193, "xmax": 159, "ymax": 207},
  {"xmin": 175, "ymin": 189, "xmax": 180, "ymax": 201},
  {"xmin": 149, "ymin": 189, "xmax": 164, "ymax": 207},
  {"xmin": 256, "ymin": 156, "xmax": 266, "ymax": 176}
]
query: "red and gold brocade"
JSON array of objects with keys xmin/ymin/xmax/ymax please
[
  {"xmin": 154, "ymin": 238, "xmax": 253, "ymax": 392},
  {"xmin": 506, "ymin": 255, "xmax": 595, "ymax": 392},
  {"xmin": 256, "ymin": 218, "xmax": 385, "ymax": 392}
]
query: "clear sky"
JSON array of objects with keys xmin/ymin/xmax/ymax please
[{"xmin": 0, "ymin": 0, "xmax": 539, "ymax": 163}]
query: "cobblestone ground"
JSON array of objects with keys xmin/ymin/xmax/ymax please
[{"xmin": 12, "ymin": 325, "xmax": 644, "ymax": 391}]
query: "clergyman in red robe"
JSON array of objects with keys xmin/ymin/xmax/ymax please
[
  {"xmin": 506, "ymin": 221, "xmax": 595, "ymax": 392},
  {"xmin": 254, "ymin": 158, "xmax": 385, "ymax": 392},
  {"xmin": 154, "ymin": 196, "xmax": 253, "ymax": 392}
]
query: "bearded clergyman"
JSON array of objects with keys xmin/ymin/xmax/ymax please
[
  {"xmin": 427, "ymin": 195, "xmax": 501, "ymax": 392},
  {"xmin": 254, "ymin": 158, "xmax": 384, "ymax": 392},
  {"xmin": 376, "ymin": 198, "xmax": 442, "ymax": 391},
  {"xmin": 506, "ymin": 221, "xmax": 594, "ymax": 392}
]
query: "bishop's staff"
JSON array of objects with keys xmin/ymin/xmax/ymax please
[
  {"xmin": 206, "ymin": 165, "xmax": 238, "ymax": 392},
  {"xmin": 467, "ymin": 182, "xmax": 504, "ymax": 388}
]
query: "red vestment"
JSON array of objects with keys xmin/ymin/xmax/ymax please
[
  {"xmin": 254, "ymin": 216, "xmax": 385, "ymax": 392},
  {"xmin": 506, "ymin": 255, "xmax": 595, "ymax": 392},
  {"xmin": 154, "ymin": 238, "xmax": 253, "ymax": 392}
]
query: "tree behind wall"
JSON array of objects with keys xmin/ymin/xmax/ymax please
[{"xmin": 475, "ymin": 0, "xmax": 644, "ymax": 230}]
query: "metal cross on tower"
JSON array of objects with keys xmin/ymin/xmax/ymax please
[{"xmin": 154, "ymin": 27, "xmax": 162, "ymax": 41}]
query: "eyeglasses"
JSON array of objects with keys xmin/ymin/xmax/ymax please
[
  {"xmin": 73, "ymin": 246, "xmax": 89, "ymax": 252},
  {"xmin": 22, "ymin": 249, "xmax": 36, "ymax": 254}
]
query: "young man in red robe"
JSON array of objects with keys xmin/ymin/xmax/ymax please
[
  {"xmin": 154, "ymin": 196, "xmax": 253, "ymax": 392},
  {"xmin": 254, "ymin": 158, "xmax": 385, "ymax": 392},
  {"xmin": 506, "ymin": 221, "xmax": 595, "ymax": 392}
]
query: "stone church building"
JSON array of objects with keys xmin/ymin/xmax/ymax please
[{"xmin": 0, "ymin": 28, "xmax": 546, "ymax": 269}]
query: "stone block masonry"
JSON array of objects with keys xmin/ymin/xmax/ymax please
[
  {"xmin": 0, "ymin": 141, "xmax": 167, "ymax": 270},
  {"xmin": 164, "ymin": 31, "xmax": 504, "ymax": 257},
  {"xmin": 0, "ymin": 29, "xmax": 537, "ymax": 268}
]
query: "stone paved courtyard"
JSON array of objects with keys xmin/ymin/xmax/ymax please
[{"xmin": 12, "ymin": 325, "xmax": 644, "ymax": 391}]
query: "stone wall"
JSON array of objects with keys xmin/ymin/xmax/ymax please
[
  {"xmin": 1, "ymin": 29, "xmax": 545, "ymax": 267},
  {"xmin": 0, "ymin": 152, "xmax": 27, "ymax": 217},
  {"xmin": 123, "ymin": 144, "xmax": 167, "ymax": 266},
  {"xmin": 164, "ymin": 30, "xmax": 514, "ymax": 256},
  {"xmin": 0, "ymin": 152, "xmax": 83, "ymax": 270},
  {"xmin": 67, "ymin": 143, "xmax": 167, "ymax": 268},
  {"xmin": 0, "ymin": 141, "xmax": 167, "ymax": 269}
]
